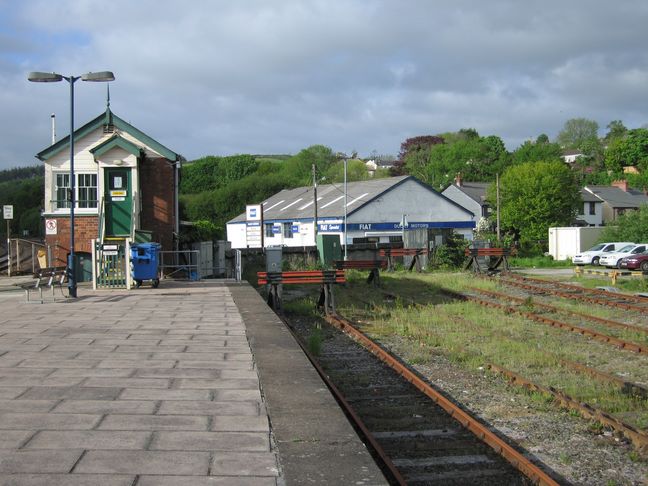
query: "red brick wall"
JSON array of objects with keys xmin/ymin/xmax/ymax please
[
  {"xmin": 45, "ymin": 216, "xmax": 98, "ymax": 266},
  {"xmin": 139, "ymin": 157, "xmax": 176, "ymax": 251}
]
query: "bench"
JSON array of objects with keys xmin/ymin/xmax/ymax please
[
  {"xmin": 257, "ymin": 270, "xmax": 346, "ymax": 315},
  {"xmin": 463, "ymin": 247, "xmax": 513, "ymax": 273},
  {"xmin": 379, "ymin": 248, "xmax": 427, "ymax": 272},
  {"xmin": 18, "ymin": 266, "xmax": 68, "ymax": 303},
  {"xmin": 333, "ymin": 260, "xmax": 387, "ymax": 285}
]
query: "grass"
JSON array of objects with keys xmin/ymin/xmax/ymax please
[{"xmin": 509, "ymin": 256, "xmax": 573, "ymax": 268}]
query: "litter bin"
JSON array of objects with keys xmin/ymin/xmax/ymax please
[{"xmin": 130, "ymin": 243, "xmax": 160, "ymax": 288}]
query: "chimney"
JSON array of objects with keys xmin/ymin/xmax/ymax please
[
  {"xmin": 455, "ymin": 173, "xmax": 463, "ymax": 187},
  {"xmin": 611, "ymin": 180, "xmax": 629, "ymax": 192}
]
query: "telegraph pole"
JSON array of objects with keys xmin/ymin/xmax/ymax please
[{"xmin": 496, "ymin": 173, "xmax": 501, "ymax": 244}]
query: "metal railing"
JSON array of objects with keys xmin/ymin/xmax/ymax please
[
  {"xmin": 159, "ymin": 250, "xmax": 200, "ymax": 280},
  {"xmin": 2, "ymin": 239, "xmax": 47, "ymax": 276}
]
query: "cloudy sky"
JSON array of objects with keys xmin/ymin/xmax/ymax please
[{"xmin": 2, "ymin": 0, "xmax": 648, "ymax": 169}]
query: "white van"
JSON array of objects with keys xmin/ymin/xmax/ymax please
[{"xmin": 571, "ymin": 242, "xmax": 635, "ymax": 266}]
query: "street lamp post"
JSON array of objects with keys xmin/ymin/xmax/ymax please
[
  {"xmin": 343, "ymin": 157, "xmax": 348, "ymax": 260},
  {"xmin": 28, "ymin": 71, "xmax": 115, "ymax": 298}
]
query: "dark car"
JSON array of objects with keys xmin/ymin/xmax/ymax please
[{"xmin": 619, "ymin": 252, "xmax": 648, "ymax": 272}]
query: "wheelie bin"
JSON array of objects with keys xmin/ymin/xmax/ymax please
[{"xmin": 130, "ymin": 242, "xmax": 160, "ymax": 288}]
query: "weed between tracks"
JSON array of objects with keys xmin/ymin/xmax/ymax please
[{"xmin": 318, "ymin": 271, "xmax": 648, "ymax": 433}]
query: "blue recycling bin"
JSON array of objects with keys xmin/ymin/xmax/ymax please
[{"xmin": 130, "ymin": 242, "xmax": 160, "ymax": 288}]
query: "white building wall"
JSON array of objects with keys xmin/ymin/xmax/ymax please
[
  {"xmin": 578, "ymin": 202, "xmax": 603, "ymax": 226},
  {"xmin": 44, "ymin": 126, "xmax": 168, "ymax": 215},
  {"xmin": 441, "ymin": 185, "xmax": 483, "ymax": 218},
  {"xmin": 548, "ymin": 227, "xmax": 604, "ymax": 260}
]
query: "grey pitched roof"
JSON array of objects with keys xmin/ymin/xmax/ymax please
[
  {"xmin": 228, "ymin": 175, "xmax": 471, "ymax": 223},
  {"xmin": 36, "ymin": 107, "xmax": 183, "ymax": 162},
  {"xmin": 585, "ymin": 185, "xmax": 648, "ymax": 208},
  {"xmin": 580, "ymin": 188, "xmax": 602, "ymax": 203},
  {"xmin": 454, "ymin": 182, "xmax": 490, "ymax": 205}
]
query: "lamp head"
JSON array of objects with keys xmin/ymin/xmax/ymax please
[
  {"xmin": 82, "ymin": 71, "xmax": 115, "ymax": 82},
  {"xmin": 28, "ymin": 72, "xmax": 63, "ymax": 82}
]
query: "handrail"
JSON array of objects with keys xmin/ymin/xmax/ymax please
[
  {"xmin": 129, "ymin": 191, "xmax": 139, "ymax": 240},
  {"xmin": 97, "ymin": 198, "xmax": 105, "ymax": 243}
]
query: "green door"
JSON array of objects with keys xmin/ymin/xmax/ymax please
[{"xmin": 104, "ymin": 168, "xmax": 132, "ymax": 237}]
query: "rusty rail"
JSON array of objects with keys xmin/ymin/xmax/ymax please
[
  {"xmin": 325, "ymin": 312, "xmax": 560, "ymax": 486},
  {"xmin": 470, "ymin": 287, "xmax": 648, "ymax": 336},
  {"xmin": 280, "ymin": 316, "xmax": 406, "ymax": 485},
  {"xmin": 500, "ymin": 275, "xmax": 648, "ymax": 313},
  {"xmin": 442, "ymin": 288, "xmax": 646, "ymax": 354},
  {"xmin": 487, "ymin": 363, "xmax": 648, "ymax": 454},
  {"xmin": 559, "ymin": 359, "xmax": 648, "ymax": 400}
]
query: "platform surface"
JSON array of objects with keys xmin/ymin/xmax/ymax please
[{"xmin": 0, "ymin": 280, "xmax": 386, "ymax": 485}]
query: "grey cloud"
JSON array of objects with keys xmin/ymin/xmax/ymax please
[{"xmin": 2, "ymin": 0, "xmax": 648, "ymax": 169}]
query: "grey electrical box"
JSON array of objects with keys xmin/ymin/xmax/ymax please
[{"xmin": 266, "ymin": 246, "xmax": 283, "ymax": 273}]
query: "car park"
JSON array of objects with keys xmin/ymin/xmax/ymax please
[
  {"xmin": 599, "ymin": 244, "xmax": 648, "ymax": 268},
  {"xmin": 571, "ymin": 242, "xmax": 635, "ymax": 266},
  {"xmin": 618, "ymin": 252, "xmax": 648, "ymax": 272}
]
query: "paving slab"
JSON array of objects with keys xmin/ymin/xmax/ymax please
[{"xmin": 0, "ymin": 280, "xmax": 386, "ymax": 484}]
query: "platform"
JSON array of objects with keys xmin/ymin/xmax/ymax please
[{"xmin": 0, "ymin": 280, "xmax": 386, "ymax": 485}]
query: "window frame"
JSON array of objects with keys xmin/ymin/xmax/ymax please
[
  {"xmin": 282, "ymin": 222, "xmax": 293, "ymax": 239},
  {"xmin": 52, "ymin": 171, "xmax": 99, "ymax": 213}
]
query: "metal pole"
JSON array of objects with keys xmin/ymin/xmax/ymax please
[
  {"xmin": 344, "ymin": 158, "xmax": 348, "ymax": 260},
  {"xmin": 312, "ymin": 164, "xmax": 318, "ymax": 243},
  {"xmin": 68, "ymin": 76, "xmax": 78, "ymax": 297},
  {"xmin": 6, "ymin": 220, "xmax": 10, "ymax": 277}
]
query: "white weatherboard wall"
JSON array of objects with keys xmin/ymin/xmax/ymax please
[{"xmin": 548, "ymin": 227, "xmax": 604, "ymax": 261}]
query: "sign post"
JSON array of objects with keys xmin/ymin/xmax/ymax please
[{"xmin": 3, "ymin": 205, "xmax": 13, "ymax": 277}]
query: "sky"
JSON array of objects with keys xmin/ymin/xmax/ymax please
[{"xmin": 1, "ymin": 0, "xmax": 648, "ymax": 170}]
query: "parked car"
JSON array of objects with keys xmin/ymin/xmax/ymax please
[
  {"xmin": 599, "ymin": 244, "xmax": 648, "ymax": 268},
  {"xmin": 571, "ymin": 242, "xmax": 635, "ymax": 266},
  {"xmin": 619, "ymin": 252, "xmax": 648, "ymax": 272}
]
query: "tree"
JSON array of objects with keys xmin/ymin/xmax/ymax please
[
  {"xmin": 604, "ymin": 120, "xmax": 627, "ymax": 142},
  {"xmin": 280, "ymin": 145, "xmax": 336, "ymax": 185},
  {"xmin": 511, "ymin": 140, "xmax": 562, "ymax": 165},
  {"xmin": 599, "ymin": 204, "xmax": 648, "ymax": 243},
  {"xmin": 536, "ymin": 134, "xmax": 550, "ymax": 144},
  {"xmin": 487, "ymin": 160, "xmax": 581, "ymax": 246},
  {"xmin": 556, "ymin": 118, "xmax": 599, "ymax": 150},
  {"xmin": 604, "ymin": 128, "xmax": 648, "ymax": 173},
  {"xmin": 391, "ymin": 135, "xmax": 444, "ymax": 177},
  {"xmin": 324, "ymin": 159, "xmax": 370, "ymax": 183}
]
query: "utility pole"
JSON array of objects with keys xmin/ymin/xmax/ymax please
[
  {"xmin": 496, "ymin": 173, "xmax": 501, "ymax": 245},
  {"xmin": 312, "ymin": 164, "xmax": 318, "ymax": 242}
]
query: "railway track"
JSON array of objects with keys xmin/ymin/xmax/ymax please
[
  {"xmin": 440, "ymin": 287, "xmax": 647, "ymax": 354},
  {"xmin": 498, "ymin": 274, "xmax": 648, "ymax": 313},
  {"xmin": 469, "ymin": 287, "xmax": 648, "ymax": 336},
  {"xmin": 285, "ymin": 312, "xmax": 560, "ymax": 485}
]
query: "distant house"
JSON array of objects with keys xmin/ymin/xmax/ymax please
[
  {"xmin": 441, "ymin": 175, "xmax": 491, "ymax": 220},
  {"xmin": 365, "ymin": 157, "xmax": 395, "ymax": 176},
  {"xmin": 561, "ymin": 149, "xmax": 583, "ymax": 164},
  {"xmin": 575, "ymin": 189, "xmax": 604, "ymax": 226},
  {"xmin": 584, "ymin": 181, "xmax": 648, "ymax": 222},
  {"xmin": 37, "ymin": 102, "xmax": 183, "ymax": 281}
]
